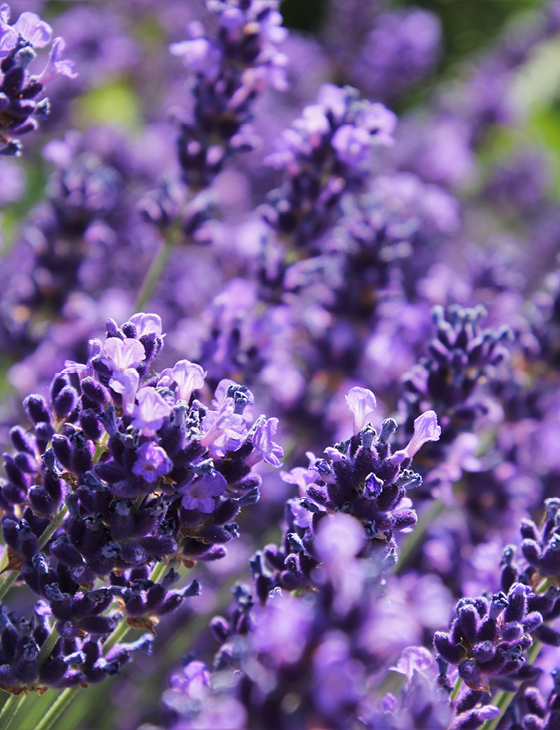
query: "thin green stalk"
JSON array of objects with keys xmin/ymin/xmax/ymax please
[
  {"xmin": 135, "ymin": 224, "xmax": 182, "ymax": 312},
  {"xmin": 395, "ymin": 499, "xmax": 445, "ymax": 575},
  {"xmin": 37, "ymin": 626, "xmax": 60, "ymax": 670},
  {"xmin": 450, "ymin": 676, "xmax": 463, "ymax": 703},
  {"xmin": 38, "ymin": 505, "xmax": 68, "ymax": 549},
  {"xmin": 32, "ymin": 688, "xmax": 80, "ymax": 730},
  {"xmin": 102, "ymin": 617, "xmax": 130, "ymax": 654},
  {"xmin": 0, "ymin": 573, "xmax": 17, "ymax": 603},
  {"xmin": 0, "ymin": 693, "xmax": 26, "ymax": 730}
]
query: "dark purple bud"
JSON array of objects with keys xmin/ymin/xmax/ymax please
[
  {"xmin": 81, "ymin": 378, "xmax": 109, "ymax": 406},
  {"xmin": 120, "ymin": 541, "xmax": 147, "ymax": 565},
  {"xmin": 29, "ymin": 486, "xmax": 57, "ymax": 516},
  {"xmin": 540, "ymin": 538, "xmax": 560, "ymax": 578},
  {"xmin": 458, "ymin": 659, "xmax": 488, "ymax": 691},
  {"xmin": 52, "ymin": 436, "xmax": 73, "ymax": 471},
  {"xmin": 520, "ymin": 519, "xmax": 540, "ymax": 541},
  {"xmin": 521, "ymin": 539, "xmax": 542, "ymax": 567},
  {"xmin": 79, "ymin": 616, "xmax": 117, "ymax": 635},
  {"xmin": 472, "ymin": 641, "xmax": 496, "ymax": 663},
  {"xmin": 535, "ymin": 624, "xmax": 560, "ymax": 646},
  {"xmin": 51, "ymin": 540, "xmax": 83, "ymax": 567},
  {"xmin": 3, "ymin": 454, "xmax": 28, "ymax": 491},
  {"xmin": 210, "ymin": 616, "xmax": 230, "ymax": 643},
  {"xmin": 35, "ymin": 422, "xmax": 54, "ymax": 454},
  {"xmin": 522, "ymin": 612, "xmax": 543, "ymax": 633},
  {"xmin": 434, "ymin": 632, "xmax": 465, "ymax": 665},
  {"xmin": 80, "ymin": 411, "xmax": 103, "ymax": 442},
  {"xmin": 505, "ymin": 584, "xmax": 528, "ymax": 623},
  {"xmin": 525, "ymin": 687, "xmax": 547, "ymax": 717},
  {"xmin": 392, "ymin": 509, "xmax": 417, "ymax": 530},
  {"xmin": 139, "ymin": 536, "xmax": 177, "ymax": 559},
  {"xmin": 502, "ymin": 622, "xmax": 524, "ymax": 642},
  {"xmin": 458, "ymin": 604, "xmax": 480, "ymax": 644},
  {"xmin": 54, "ymin": 387, "xmax": 77, "ymax": 420},
  {"xmin": 24, "ymin": 395, "xmax": 51, "ymax": 425},
  {"xmin": 10, "ymin": 426, "xmax": 35, "ymax": 455}
]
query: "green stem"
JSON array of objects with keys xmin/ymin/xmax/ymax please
[
  {"xmin": 0, "ymin": 573, "xmax": 17, "ymax": 603},
  {"xmin": 0, "ymin": 693, "xmax": 26, "ymax": 730},
  {"xmin": 36, "ymin": 627, "xmax": 60, "ymax": 670},
  {"xmin": 32, "ymin": 688, "xmax": 79, "ymax": 730},
  {"xmin": 135, "ymin": 225, "xmax": 181, "ymax": 312},
  {"xmin": 450, "ymin": 676, "xmax": 463, "ymax": 703},
  {"xmin": 38, "ymin": 505, "xmax": 68, "ymax": 549},
  {"xmin": 102, "ymin": 618, "xmax": 130, "ymax": 655},
  {"xmin": 395, "ymin": 499, "xmax": 445, "ymax": 575},
  {"xmin": 148, "ymin": 560, "xmax": 168, "ymax": 583}
]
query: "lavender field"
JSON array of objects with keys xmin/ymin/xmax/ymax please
[{"xmin": 1, "ymin": 0, "xmax": 560, "ymax": 728}]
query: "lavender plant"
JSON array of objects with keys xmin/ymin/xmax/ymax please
[{"xmin": 2, "ymin": 2, "xmax": 560, "ymax": 730}]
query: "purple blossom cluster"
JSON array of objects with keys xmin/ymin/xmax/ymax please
[{"xmin": 3, "ymin": 0, "xmax": 560, "ymax": 729}]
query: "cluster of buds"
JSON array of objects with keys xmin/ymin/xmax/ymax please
[
  {"xmin": 0, "ymin": 312, "xmax": 282, "ymax": 691},
  {"xmin": 434, "ymin": 584, "xmax": 543, "ymax": 692},
  {"xmin": 251, "ymin": 387, "xmax": 440, "ymax": 598},
  {"xmin": 262, "ymin": 83, "xmax": 397, "ymax": 248},
  {"xmin": 0, "ymin": 4, "xmax": 76, "ymax": 155},
  {"xmin": 400, "ymin": 304, "xmax": 512, "ymax": 456},
  {"xmin": 169, "ymin": 0, "xmax": 287, "ymax": 190}
]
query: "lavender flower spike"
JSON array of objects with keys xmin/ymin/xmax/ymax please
[
  {"xmin": 345, "ymin": 386, "xmax": 377, "ymax": 434},
  {"xmin": 404, "ymin": 410, "xmax": 441, "ymax": 457}
]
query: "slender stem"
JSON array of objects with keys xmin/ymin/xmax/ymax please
[
  {"xmin": 37, "ymin": 626, "xmax": 60, "ymax": 670},
  {"xmin": 0, "ymin": 693, "xmax": 26, "ymax": 730},
  {"xmin": 32, "ymin": 688, "xmax": 79, "ymax": 730},
  {"xmin": 395, "ymin": 499, "xmax": 445, "ymax": 575},
  {"xmin": 0, "ymin": 573, "xmax": 17, "ymax": 603},
  {"xmin": 135, "ymin": 224, "xmax": 182, "ymax": 312},
  {"xmin": 38, "ymin": 505, "xmax": 68, "ymax": 549},
  {"xmin": 450, "ymin": 676, "xmax": 463, "ymax": 703},
  {"xmin": 149, "ymin": 560, "xmax": 168, "ymax": 583},
  {"xmin": 102, "ymin": 618, "xmax": 130, "ymax": 655}
]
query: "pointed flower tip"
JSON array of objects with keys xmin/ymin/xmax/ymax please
[
  {"xmin": 345, "ymin": 386, "xmax": 377, "ymax": 435},
  {"xmin": 405, "ymin": 410, "xmax": 441, "ymax": 457}
]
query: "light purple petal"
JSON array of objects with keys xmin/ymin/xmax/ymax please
[
  {"xmin": 345, "ymin": 387, "xmax": 377, "ymax": 434},
  {"xmin": 13, "ymin": 11, "xmax": 52, "ymax": 48}
]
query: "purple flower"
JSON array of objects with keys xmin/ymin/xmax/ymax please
[
  {"xmin": 345, "ymin": 386, "xmax": 377, "ymax": 434},
  {"xmin": 169, "ymin": 359, "xmax": 206, "ymax": 403},
  {"xmin": 404, "ymin": 410, "xmax": 441, "ymax": 457},
  {"xmin": 128, "ymin": 313, "xmax": 163, "ymax": 338},
  {"xmin": 331, "ymin": 124, "xmax": 372, "ymax": 167},
  {"xmin": 109, "ymin": 368, "xmax": 140, "ymax": 413},
  {"xmin": 37, "ymin": 37, "xmax": 77, "ymax": 84},
  {"xmin": 132, "ymin": 442, "xmax": 172, "ymax": 483},
  {"xmin": 249, "ymin": 416, "xmax": 283, "ymax": 467},
  {"xmin": 128, "ymin": 387, "xmax": 172, "ymax": 437},
  {"xmin": 389, "ymin": 646, "xmax": 433, "ymax": 687},
  {"xmin": 181, "ymin": 471, "xmax": 227, "ymax": 513},
  {"xmin": 102, "ymin": 338, "xmax": 145, "ymax": 372}
]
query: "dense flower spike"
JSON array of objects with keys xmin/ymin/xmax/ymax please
[
  {"xmin": 262, "ymin": 83, "xmax": 396, "ymax": 248},
  {"xmin": 1, "ymin": 1, "xmax": 560, "ymax": 728},
  {"xmin": 249, "ymin": 388, "xmax": 439, "ymax": 595},
  {"xmin": 434, "ymin": 583, "xmax": 543, "ymax": 692},
  {"xmin": 0, "ymin": 4, "xmax": 75, "ymax": 155},
  {"xmin": 0, "ymin": 312, "xmax": 280, "ymax": 690}
]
